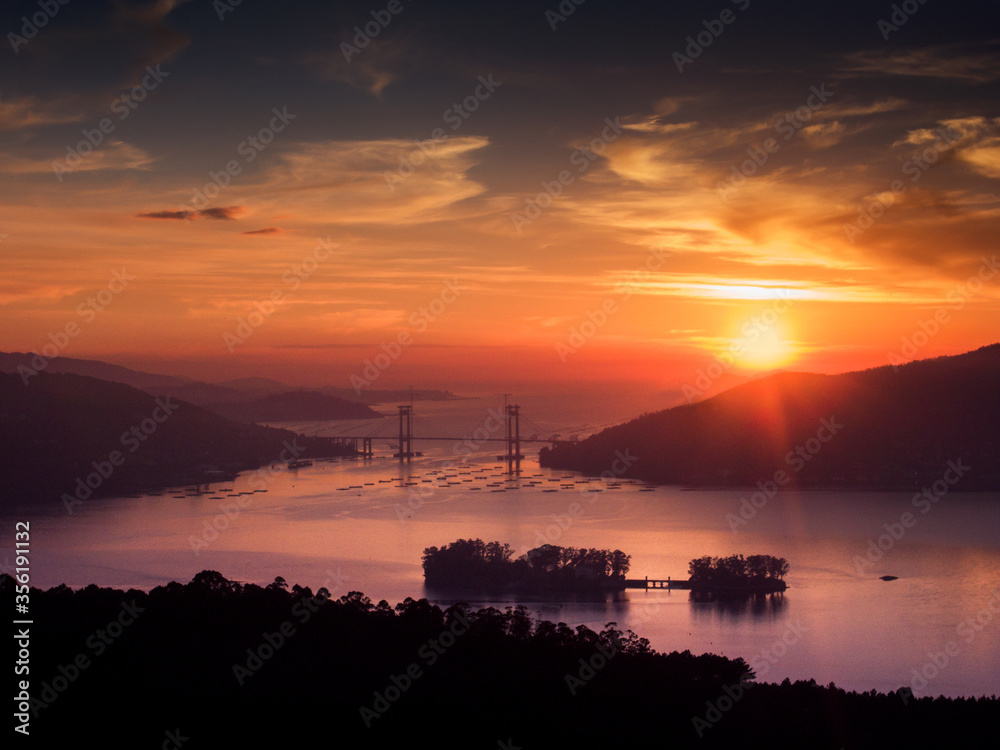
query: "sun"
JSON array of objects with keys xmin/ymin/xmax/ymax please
[{"xmin": 738, "ymin": 324, "xmax": 798, "ymax": 371}]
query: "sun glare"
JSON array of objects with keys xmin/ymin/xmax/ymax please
[{"xmin": 736, "ymin": 324, "xmax": 798, "ymax": 370}]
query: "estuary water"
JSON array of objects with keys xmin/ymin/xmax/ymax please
[{"xmin": 9, "ymin": 395, "xmax": 1000, "ymax": 699}]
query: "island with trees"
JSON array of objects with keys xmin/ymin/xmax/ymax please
[
  {"xmin": 422, "ymin": 541, "xmax": 789, "ymax": 596},
  {"xmin": 422, "ymin": 538, "xmax": 631, "ymax": 592},
  {"xmin": 686, "ymin": 554, "xmax": 789, "ymax": 593}
]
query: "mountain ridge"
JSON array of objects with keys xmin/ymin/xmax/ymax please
[
  {"xmin": 0, "ymin": 371, "xmax": 354, "ymax": 507},
  {"xmin": 540, "ymin": 344, "xmax": 1000, "ymax": 490},
  {"xmin": 0, "ymin": 352, "xmax": 457, "ymax": 415}
]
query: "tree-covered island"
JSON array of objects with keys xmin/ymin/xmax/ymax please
[
  {"xmin": 422, "ymin": 541, "xmax": 789, "ymax": 595},
  {"xmin": 422, "ymin": 538, "xmax": 631, "ymax": 592},
  {"xmin": 687, "ymin": 554, "xmax": 789, "ymax": 593}
]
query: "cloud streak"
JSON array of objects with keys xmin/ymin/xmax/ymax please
[{"xmin": 137, "ymin": 206, "xmax": 245, "ymax": 221}]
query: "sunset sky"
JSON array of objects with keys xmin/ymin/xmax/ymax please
[{"xmin": 2, "ymin": 0, "xmax": 998, "ymax": 397}]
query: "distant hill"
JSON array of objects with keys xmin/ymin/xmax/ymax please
[
  {"xmin": 0, "ymin": 372, "xmax": 351, "ymax": 507},
  {"xmin": 319, "ymin": 386, "xmax": 460, "ymax": 404},
  {"xmin": 0, "ymin": 352, "xmax": 452, "ymax": 416},
  {"xmin": 0, "ymin": 352, "xmax": 189, "ymax": 390},
  {"xmin": 205, "ymin": 390, "xmax": 382, "ymax": 422},
  {"xmin": 541, "ymin": 344, "xmax": 1000, "ymax": 490},
  {"xmin": 215, "ymin": 376, "xmax": 294, "ymax": 395},
  {"xmin": 216, "ymin": 377, "xmax": 460, "ymax": 404},
  {"xmin": 155, "ymin": 381, "xmax": 250, "ymax": 405}
]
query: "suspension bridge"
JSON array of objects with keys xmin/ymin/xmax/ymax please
[{"xmin": 317, "ymin": 402, "xmax": 579, "ymax": 467}]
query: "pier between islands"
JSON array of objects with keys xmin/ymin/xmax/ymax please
[
  {"xmin": 627, "ymin": 577, "xmax": 686, "ymax": 590},
  {"xmin": 623, "ymin": 577, "xmax": 786, "ymax": 592}
]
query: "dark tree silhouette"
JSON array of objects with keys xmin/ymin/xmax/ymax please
[
  {"xmin": 688, "ymin": 555, "xmax": 788, "ymax": 591},
  {"xmin": 423, "ymin": 539, "xmax": 630, "ymax": 591},
  {"xmin": 5, "ymin": 570, "xmax": 996, "ymax": 749}
]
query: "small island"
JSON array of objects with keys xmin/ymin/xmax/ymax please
[
  {"xmin": 422, "ymin": 539, "xmax": 631, "ymax": 592},
  {"xmin": 685, "ymin": 554, "xmax": 789, "ymax": 593},
  {"xmin": 422, "ymin": 541, "xmax": 789, "ymax": 596}
]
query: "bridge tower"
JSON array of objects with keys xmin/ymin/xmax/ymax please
[
  {"xmin": 394, "ymin": 405, "xmax": 414, "ymax": 460},
  {"xmin": 504, "ymin": 404, "xmax": 524, "ymax": 468}
]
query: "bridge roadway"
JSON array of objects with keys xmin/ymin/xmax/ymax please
[{"xmin": 327, "ymin": 436, "xmax": 577, "ymax": 445}]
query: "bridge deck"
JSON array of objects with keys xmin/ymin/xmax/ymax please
[{"xmin": 328, "ymin": 436, "xmax": 577, "ymax": 444}]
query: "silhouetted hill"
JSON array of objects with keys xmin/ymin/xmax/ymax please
[
  {"xmin": 215, "ymin": 376, "xmax": 294, "ymax": 395},
  {"xmin": 541, "ymin": 345, "xmax": 1000, "ymax": 489},
  {"xmin": 0, "ymin": 351, "xmax": 189, "ymax": 390},
  {"xmin": 205, "ymin": 390, "xmax": 382, "ymax": 422},
  {"xmin": 0, "ymin": 372, "xmax": 350, "ymax": 507},
  {"xmin": 215, "ymin": 377, "xmax": 460, "ymax": 404},
  {"xmin": 8, "ymin": 571, "xmax": 996, "ymax": 748},
  {"xmin": 154, "ymin": 381, "xmax": 251, "ymax": 405},
  {"xmin": 0, "ymin": 352, "xmax": 456, "ymax": 414}
]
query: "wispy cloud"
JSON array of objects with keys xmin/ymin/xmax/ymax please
[
  {"xmin": 302, "ymin": 31, "xmax": 422, "ymax": 97},
  {"xmin": 137, "ymin": 205, "xmax": 245, "ymax": 220},
  {"xmin": 0, "ymin": 141, "xmax": 155, "ymax": 175},
  {"xmin": 840, "ymin": 46, "xmax": 1000, "ymax": 83},
  {"xmin": 895, "ymin": 116, "xmax": 1000, "ymax": 179},
  {"xmin": 248, "ymin": 137, "xmax": 491, "ymax": 224},
  {"xmin": 0, "ymin": 94, "xmax": 83, "ymax": 132}
]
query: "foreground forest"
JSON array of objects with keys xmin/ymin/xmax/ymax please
[{"xmin": 6, "ymin": 572, "xmax": 997, "ymax": 748}]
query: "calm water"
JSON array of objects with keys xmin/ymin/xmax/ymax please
[{"xmin": 9, "ymin": 396, "xmax": 1000, "ymax": 698}]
